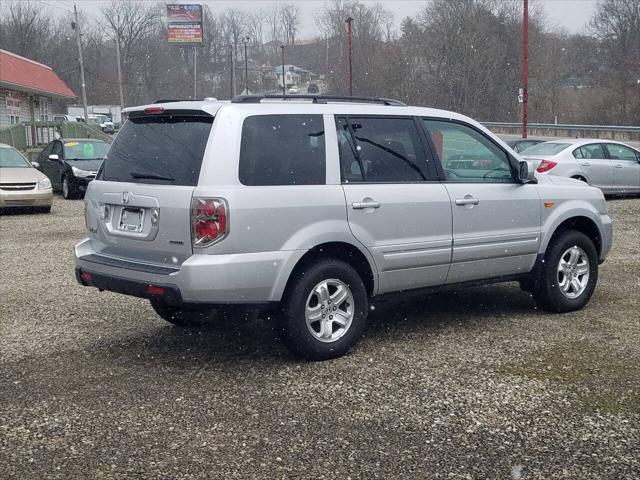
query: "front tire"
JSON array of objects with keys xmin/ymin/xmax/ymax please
[
  {"xmin": 280, "ymin": 259, "xmax": 368, "ymax": 360},
  {"xmin": 62, "ymin": 176, "xmax": 77, "ymax": 199},
  {"xmin": 531, "ymin": 230, "xmax": 598, "ymax": 312},
  {"xmin": 150, "ymin": 298, "xmax": 214, "ymax": 327}
]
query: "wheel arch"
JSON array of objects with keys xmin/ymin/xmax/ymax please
[
  {"xmin": 277, "ymin": 241, "xmax": 377, "ymax": 301},
  {"xmin": 543, "ymin": 215, "xmax": 603, "ymax": 260}
]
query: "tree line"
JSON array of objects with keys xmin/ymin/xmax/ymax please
[{"xmin": 1, "ymin": 0, "xmax": 638, "ymax": 125}]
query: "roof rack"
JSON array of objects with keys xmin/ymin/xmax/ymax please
[{"xmin": 231, "ymin": 95, "xmax": 407, "ymax": 106}]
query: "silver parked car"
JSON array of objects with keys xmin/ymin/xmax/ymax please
[
  {"xmin": 522, "ymin": 139, "xmax": 640, "ymax": 195},
  {"xmin": 75, "ymin": 96, "xmax": 613, "ymax": 360}
]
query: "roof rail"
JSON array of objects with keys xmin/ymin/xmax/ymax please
[{"xmin": 231, "ymin": 95, "xmax": 407, "ymax": 106}]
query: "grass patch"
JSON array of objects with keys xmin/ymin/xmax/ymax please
[{"xmin": 503, "ymin": 342, "xmax": 640, "ymax": 415}]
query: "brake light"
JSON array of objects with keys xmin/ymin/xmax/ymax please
[
  {"xmin": 191, "ymin": 198, "xmax": 228, "ymax": 247},
  {"xmin": 143, "ymin": 106, "xmax": 165, "ymax": 115},
  {"xmin": 148, "ymin": 285, "xmax": 165, "ymax": 296},
  {"xmin": 536, "ymin": 160, "xmax": 558, "ymax": 173}
]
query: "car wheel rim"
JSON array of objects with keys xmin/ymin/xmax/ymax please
[
  {"xmin": 557, "ymin": 246, "xmax": 590, "ymax": 299},
  {"xmin": 305, "ymin": 278, "xmax": 354, "ymax": 343}
]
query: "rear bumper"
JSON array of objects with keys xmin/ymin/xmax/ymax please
[
  {"xmin": 0, "ymin": 189, "xmax": 53, "ymax": 207},
  {"xmin": 74, "ymin": 238, "xmax": 306, "ymax": 304}
]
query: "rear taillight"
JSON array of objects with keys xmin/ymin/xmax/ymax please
[
  {"xmin": 191, "ymin": 197, "xmax": 228, "ymax": 247},
  {"xmin": 536, "ymin": 160, "xmax": 558, "ymax": 173},
  {"xmin": 143, "ymin": 106, "xmax": 164, "ymax": 115}
]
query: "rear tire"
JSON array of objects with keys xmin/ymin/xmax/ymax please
[
  {"xmin": 150, "ymin": 298, "xmax": 214, "ymax": 327},
  {"xmin": 36, "ymin": 206, "xmax": 51, "ymax": 214},
  {"xmin": 531, "ymin": 230, "xmax": 598, "ymax": 312},
  {"xmin": 571, "ymin": 176, "xmax": 588, "ymax": 183},
  {"xmin": 279, "ymin": 259, "xmax": 368, "ymax": 361}
]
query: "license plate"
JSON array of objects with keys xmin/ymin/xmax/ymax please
[{"xmin": 119, "ymin": 207, "xmax": 144, "ymax": 232}]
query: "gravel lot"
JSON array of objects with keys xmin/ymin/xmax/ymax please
[{"xmin": 1, "ymin": 196, "xmax": 639, "ymax": 479}]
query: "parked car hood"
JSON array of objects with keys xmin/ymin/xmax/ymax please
[
  {"xmin": 65, "ymin": 159, "xmax": 103, "ymax": 172},
  {"xmin": 0, "ymin": 167, "xmax": 47, "ymax": 184}
]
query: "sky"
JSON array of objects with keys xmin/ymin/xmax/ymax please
[{"xmin": 43, "ymin": 0, "xmax": 598, "ymax": 39}]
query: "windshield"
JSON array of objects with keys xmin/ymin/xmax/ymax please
[
  {"xmin": 64, "ymin": 141, "xmax": 110, "ymax": 160},
  {"xmin": 98, "ymin": 113, "xmax": 213, "ymax": 185},
  {"xmin": 0, "ymin": 147, "xmax": 31, "ymax": 168},
  {"xmin": 521, "ymin": 142, "xmax": 572, "ymax": 155}
]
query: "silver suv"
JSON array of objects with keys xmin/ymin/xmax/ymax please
[{"xmin": 75, "ymin": 96, "xmax": 613, "ymax": 360}]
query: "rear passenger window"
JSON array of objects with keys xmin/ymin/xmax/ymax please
[
  {"xmin": 579, "ymin": 144, "xmax": 605, "ymax": 159},
  {"xmin": 337, "ymin": 116, "xmax": 430, "ymax": 183},
  {"xmin": 239, "ymin": 115, "xmax": 325, "ymax": 186}
]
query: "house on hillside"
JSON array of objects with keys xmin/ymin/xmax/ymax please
[
  {"xmin": 0, "ymin": 49, "xmax": 75, "ymax": 128},
  {"xmin": 272, "ymin": 65, "xmax": 316, "ymax": 88}
]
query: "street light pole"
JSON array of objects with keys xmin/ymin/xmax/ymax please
[
  {"xmin": 73, "ymin": 4, "xmax": 88, "ymax": 121},
  {"xmin": 281, "ymin": 45, "xmax": 286, "ymax": 96},
  {"xmin": 115, "ymin": 33, "xmax": 124, "ymax": 109},
  {"xmin": 345, "ymin": 17, "xmax": 353, "ymax": 96},
  {"xmin": 243, "ymin": 36, "xmax": 249, "ymax": 94},
  {"xmin": 521, "ymin": 0, "xmax": 529, "ymax": 138}
]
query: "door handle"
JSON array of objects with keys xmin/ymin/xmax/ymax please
[
  {"xmin": 455, "ymin": 197, "xmax": 480, "ymax": 206},
  {"xmin": 352, "ymin": 201, "xmax": 380, "ymax": 210},
  {"xmin": 581, "ymin": 162, "xmax": 591, "ymax": 166},
  {"xmin": 614, "ymin": 164, "xmax": 623, "ymax": 168}
]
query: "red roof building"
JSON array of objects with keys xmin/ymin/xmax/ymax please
[{"xmin": 0, "ymin": 49, "xmax": 75, "ymax": 128}]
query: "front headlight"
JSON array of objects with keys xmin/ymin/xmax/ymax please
[
  {"xmin": 38, "ymin": 178, "xmax": 52, "ymax": 190},
  {"xmin": 72, "ymin": 166, "xmax": 93, "ymax": 178}
]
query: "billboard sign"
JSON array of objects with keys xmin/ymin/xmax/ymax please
[{"xmin": 167, "ymin": 4, "xmax": 203, "ymax": 44}]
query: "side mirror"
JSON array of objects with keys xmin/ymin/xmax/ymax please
[
  {"xmin": 49, "ymin": 154, "xmax": 59, "ymax": 161},
  {"xmin": 31, "ymin": 161, "xmax": 40, "ymax": 169},
  {"xmin": 518, "ymin": 160, "xmax": 537, "ymax": 184}
]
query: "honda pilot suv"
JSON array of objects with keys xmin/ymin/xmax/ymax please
[{"xmin": 75, "ymin": 95, "xmax": 613, "ymax": 360}]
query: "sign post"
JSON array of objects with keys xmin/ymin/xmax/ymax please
[{"xmin": 166, "ymin": 4, "xmax": 203, "ymax": 99}]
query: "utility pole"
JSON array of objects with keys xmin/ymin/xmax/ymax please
[
  {"xmin": 243, "ymin": 36, "xmax": 249, "ymax": 94},
  {"xmin": 193, "ymin": 47, "xmax": 197, "ymax": 99},
  {"xmin": 115, "ymin": 34, "xmax": 124, "ymax": 109},
  {"xmin": 345, "ymin": 17, "xmax": 353, "ymax": 96},
  {"xmin": 231, "ymin": 44, "xmax": 236, "ymax": 97},
  {"xmin": 281, "ymin": 45, "xmax": 286, "ymax": 96},
  {"xmin": 72, "ymin": 4, "xmax": 88, "ymax": 121},
  {"xmin": 521, "ymin": 0, "xmax": 529, "ymax": 138}
]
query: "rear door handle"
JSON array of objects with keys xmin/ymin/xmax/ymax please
[
  {"xmin": 455, "ymin": 197, "xmax": 480, "ymax": 206},
  {"xmin": 614, "ymin": 164, "xmax": 623, "ymax": 168},
  {"xmin": 352, "ymin": 201, "xmax": 380, "ymax": 210},
  {"xmin": 581, "ymin": 162, "xmax": 591, "ymax": 166}
]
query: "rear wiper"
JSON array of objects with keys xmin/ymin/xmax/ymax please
[{"xmin": 130, "ymin": 171, "xmax": 175, "ymax": 181}]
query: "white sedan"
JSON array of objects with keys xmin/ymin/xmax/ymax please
[{"xmin": 522, "ymin": 139, "xmax": 640, "ymax": 195}]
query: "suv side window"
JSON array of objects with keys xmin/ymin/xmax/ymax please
[
  {"xmin": 579, "ymin": 144, "xmax": 605, "ymax": 159},
  {"xmin": 336, "ymin": 116, "xmax": 431, "ymax": 183},
  {"xmin": 39, "ymin": 143, "xmax": 53, "ymax": 161},
  {"xmin": 422, "ymin": 119, "xmax": 514, "ymax": 183},
  {"xmin": 239, "ymin": 114, "xmax": 325, "ymax": 186},
  {"xmin": 604, "ymin": 143, "xmax": 638, "ymax": 161}
]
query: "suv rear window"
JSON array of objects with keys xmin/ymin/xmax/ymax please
[
  {"xmin": 239, "ymin": 114, "xmax": 325, "ymax": 186},
  {"xmin": 98, "ymin": 113, "xmax": 213, "ymax": 186}
]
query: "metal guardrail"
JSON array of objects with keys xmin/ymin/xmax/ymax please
[{"xmin": 483, "ymin": 122, "xmax": 640, "ymax": 133}]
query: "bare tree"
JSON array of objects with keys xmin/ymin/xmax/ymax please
[
  {"xmin": 280, "ymin": 3, "xmax": 300, "ymax": 46},
  {"xmin": 590, "ymin": 0, "xmax": 640, "ymax": 124},
  {"xmin": 0, "ymin": 0, "xmax": 52, "ymax": 62},
  {"xmin": 101, "ymin": 0, "xmax": 161, "ymax": 102}
]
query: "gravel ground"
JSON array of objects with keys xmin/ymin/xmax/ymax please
[{"xmin": 1, "ymin": 196, "xmax": 639, "ymax": 479}]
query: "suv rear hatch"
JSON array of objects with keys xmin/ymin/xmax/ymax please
[{"xmin": 86, "ymin": 108, "xmax": 214, "ymax": 267}]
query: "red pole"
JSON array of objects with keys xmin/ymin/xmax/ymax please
[
  {"xmin": 346, "ymin": 17, "xmax": 353, "ymax": 96},
  {"xmin": 281, "ymin": 45, "xmax": 286, "ymax": 96},
  {"xmin": 521, "ymin": 0, "xmax": 529, "ymax": 138}
]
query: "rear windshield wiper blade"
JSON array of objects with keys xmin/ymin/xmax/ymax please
[{"xmin": 130, "ymin": 171, "xmax": 175, "ymax": 181}]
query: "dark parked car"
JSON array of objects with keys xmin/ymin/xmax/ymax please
[
  {"xmin": 36, "ymin": 138, "xmax": 110, "ymax": 199},
  {"xmin": 504, "ymin": 138, "xmax": 546, "ymax": 153}
]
